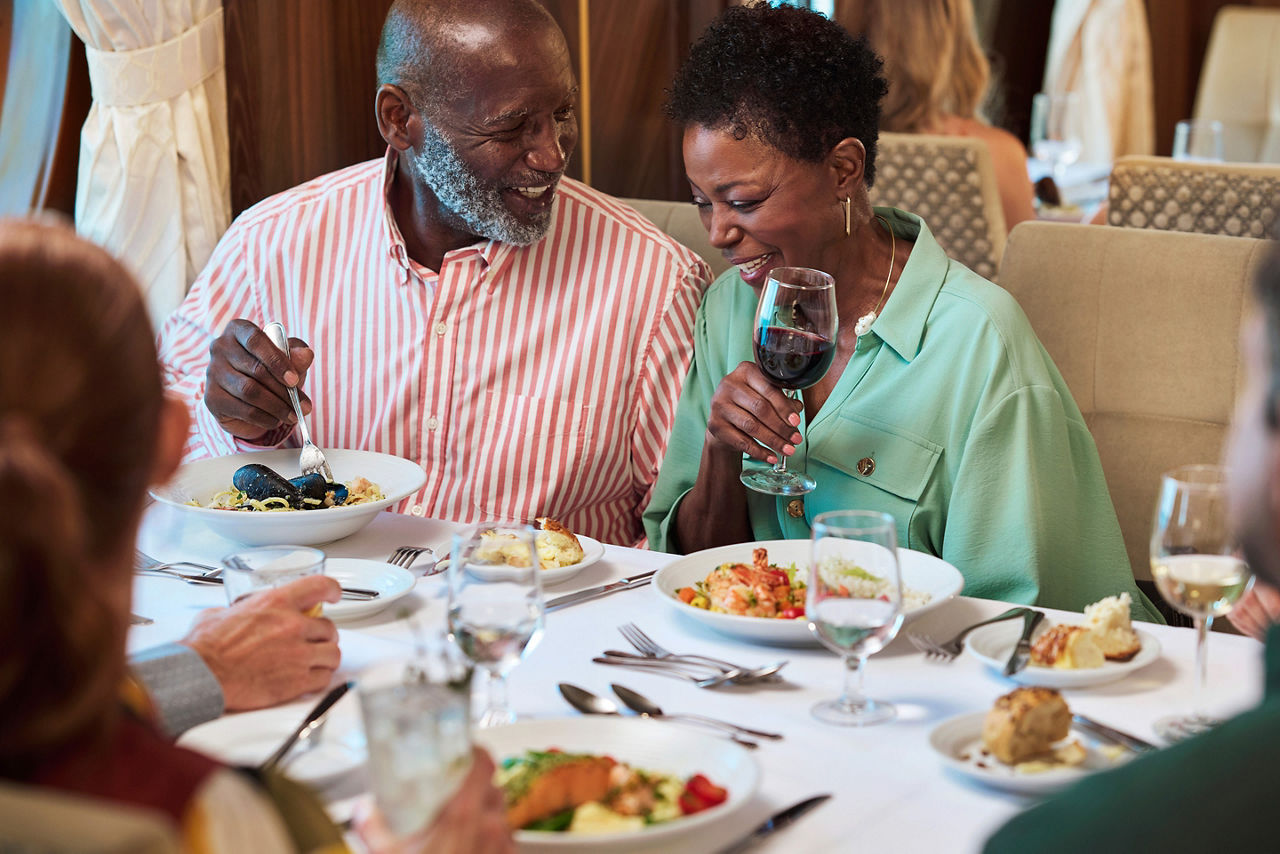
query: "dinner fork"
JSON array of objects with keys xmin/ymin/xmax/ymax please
[
  {"xmin": 264, "ymin": 322, "xmax": 334, "ymax": 482},
  {"xmin": 619, "ymin": 622, "xmax": 782, "ymax": 681},
  {"xmin": 907, "ymin": 607, "xmax": 1030, "ymax": 662},
  {"xmin": 133, "ymin": 549, "xmax": 220, "ymax": 577},
  {"xmin": 388, "ymin": 545, "xmax": 437, "ymax": 574}
]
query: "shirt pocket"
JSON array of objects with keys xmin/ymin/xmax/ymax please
[
  {"xmin": 809, "ymin": 413, "xmax": 942, "ymax": 545},
  {"xmin": 474, "ymin": 392, "xmax": 595, "ymax": 523}
]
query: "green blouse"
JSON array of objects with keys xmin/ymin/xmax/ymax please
[{"xmin": 643, "ymin": 208, "xmax": 1160, "ymax": 621}]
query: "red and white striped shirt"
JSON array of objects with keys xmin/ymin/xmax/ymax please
[{"xmin": 159, "ymin": 151, "xmax": 710, "ymax": 546}]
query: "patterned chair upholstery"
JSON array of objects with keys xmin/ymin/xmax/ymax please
[
  {"xmin": 868, "ymin": 132, "xmax": 1007, "ymax": 281},
  {"xmin": 1107, "ymin": 156, "xmax": 1280, "ymax": 238}
]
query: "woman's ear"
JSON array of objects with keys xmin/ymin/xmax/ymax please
[
  {"xmin": 150, "ymin": 396, "xmax": 190, "ymax": 487},
  {"xmin": 375, "ymin": 84, "xmax": 417, "ymax": 152},
  {"xmin": 830, "ymin": 137, "xmax": 867, "ymax": 197}
]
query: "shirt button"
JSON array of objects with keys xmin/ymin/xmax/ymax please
[
  {"xmin": 787, "ymin": 499, "xmax": 805, "ymax": 518},
  {"xmin": 857, "ymin": 457, "xmax": 876, "ymax": 477},
  {"xmin": 410, "ymin": 504, "xmax": 425, "ymax": 517},
  {"xmin": 427, "ymin": 416, "xmax": 440, "ymax": 430},
  {"xmin": 434, "ymin": 321, "xmax": 447, "ymax": 336}
]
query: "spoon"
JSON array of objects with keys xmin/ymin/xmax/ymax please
[
  {"xmin": 558, "ymin": 683, "xmax": 758, "ymax": 749},
  {"xmin": 610, "ymin": 684, "xmax": 784, "ymax": 740}
]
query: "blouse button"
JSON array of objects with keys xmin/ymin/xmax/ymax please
[
  {"xmin": 857, "ymin": 457, "xmax": 876, "ymax": 477},
  {"xmin": 786, "ymin": 499, "xmax": 805, "ymax": 518}
]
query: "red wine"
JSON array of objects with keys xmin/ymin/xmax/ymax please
[{"xmin": 754, "ymin": 326, "xmax": 835, "ymax": 389}]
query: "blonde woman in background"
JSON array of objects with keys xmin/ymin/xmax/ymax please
[{"xmin": 840, "ymin": 0, "xmax": 1036, "ymax": 231}]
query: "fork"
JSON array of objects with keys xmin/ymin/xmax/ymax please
[
  {"xmin": 907, "ymin": 607, "xmax": 1030, "ymax": 662},
  {"xmin": 264, "ymin": 322, "xmax": 333, "ymax": 482},
  {"xmin": 591, "ymin": 655, "xmax": 743, "ymax": 688},
  {"xmin": 619, "ymin": 623, "xmax": 782, "ymax": 681},
  {"xmin": 388, "ymin": 545, "xmax": 437, "ymax": 573},
  {"xmin": 134, "ymin": 549, "xmax": 220, "ymax": 576}
]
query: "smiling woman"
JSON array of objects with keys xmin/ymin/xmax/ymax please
[{"xmin": 642, "ymin": 3, "xmax": 1162, "ymax": 621}]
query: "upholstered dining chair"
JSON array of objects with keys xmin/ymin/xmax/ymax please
[
  {"xmin": 1193, "ymin": 5, "xmax": 1280, "ymax": 164},
  {"xmin": 1000, "ymin": 222, "xmax": 1267, "ymax": 612},
  {"xmin": 867, "ymin": 132, "xmax": 1007, "ymax": 281},
  {"xmin": 1107, "ymin": 155, "xmax": 1280, "ymax": 238},
  {"xmin": 0, "ymin": 781, "xmax": 182, "ymax": 853}
]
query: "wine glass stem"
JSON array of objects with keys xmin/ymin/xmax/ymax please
[
  {"xmin": 483, "ymin": 666, "xmax": 510, "ymax": 725},
  {"xmin": 1193, "ymin": 615, "xmax": 1212, "ymax": 719},
  {"xmin": 773, "ymin": 388, "xmax": 799, "ymax": 475},
  {"xmin": 840, "ymin": 654, "xmax": 867, "ymax": 711}
]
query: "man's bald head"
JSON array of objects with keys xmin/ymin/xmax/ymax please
[{"xmin": 376, "ymin": 0, "xmax": 561, "ymax": 115}]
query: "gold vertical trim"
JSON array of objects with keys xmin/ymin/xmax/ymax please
[{"xmin": 577, "ymin": 0, "xmax": 592, "ymax": 186}]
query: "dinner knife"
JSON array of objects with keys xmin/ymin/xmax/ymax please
[
  {"xmin": 260, "ymin": 680, "xmax": 353, "ymax": 771},
  {"xmin": 1002, "ymin": 609, "xmax": 1046, "ymax": 676},
  {"xmin": 1072, "ymin": 714, "xmax": 1159, "ymax": 753},
  {"xmin": 136, "ymin": 569, "xmax": 380, "ymax": 601},
  {"xmin": 545, "ymin": 570, "xmax": 657, "ymax": 612},
  {"xmin": 717, "ymin": 793, "xmax": 832, "ymax": 853}
]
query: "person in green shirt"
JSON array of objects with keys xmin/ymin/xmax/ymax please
[
  {"xmin": 984, "ymin": 234, "xmax": 1280, "ymax": 854},
  {"xmin": 642, "ymin": 3, "xmax": 1159, "ymax": 620}
]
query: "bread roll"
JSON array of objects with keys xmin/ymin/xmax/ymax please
[
  {"xmin": 1084, "ymin": 593, "xmax": 1143, "ymax": 661},
  {"xmin": 982, "ymin": 686, "xmax": 1072, "ymax": 765},
  {"xmin": 1030, "ymin": 625, "xmax": 1105, "ymax": 669},
  {"xmin": 535, "ymin": 517, "xmax": 585, "ymax": 568}
]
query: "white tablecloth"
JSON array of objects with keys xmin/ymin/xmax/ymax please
[{"xmin": 133, "ymin": 504, "xmax": 1265, "ymax": 853}]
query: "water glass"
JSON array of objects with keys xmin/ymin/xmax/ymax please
[
  {"xmin": 448, "ymin": 523, "xmax": 545, "ymax": 727},
  {"xmin": 1150, "ymin": 465, "xmax": 1253, "ymax": 741},
  {"xmin": 1173, "ymin": 119, "xmax": 1225, "ymax": 163},
  {"xmin": 808, "ymin": 510, "xmax": 903, "ymax": 726},
  {"xmin": 1030, "ymin": 92, "xmax": 1084, "ymax": 181},
  {"xmin": 358, "ymin": 650, "xmax": 473, "ymax": 837},
  {"xmin": 221, "ymin": 545, "xmax": 326, "ymax": 613}
]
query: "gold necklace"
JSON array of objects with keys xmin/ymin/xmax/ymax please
[{"xmin": 853, "ymin": 214, "xmax": 896, "ymax": 337}]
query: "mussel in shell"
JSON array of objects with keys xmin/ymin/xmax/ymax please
[{"xmin": 232, "ymin": 463, "xmax": 348, "ymax": 509}]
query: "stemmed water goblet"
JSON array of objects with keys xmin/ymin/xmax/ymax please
[
  {"xmin": 447, "ymin": 523, "xmax": 545, "ymax": 728},
  {"xmin": 807, "ymin": 510, "xmax": 904, "ymax": 726},
  {"xmin": 1149, "ymin": 465, "xmax": 1254, "ymax": 741},
  {"xmin": 1030, "ymin": 92, "xmax": 1084, "ymax": 184},
  {"xmin": 740, "ymin": 266, "xmax": 838, "ymax": 496}
]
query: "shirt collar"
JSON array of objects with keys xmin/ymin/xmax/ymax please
[{"xmin": 863, "ymin": 207, "xmax": 950, "ymax": 363}]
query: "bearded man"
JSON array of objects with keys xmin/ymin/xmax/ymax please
[{"xmin": 159, "ymin": 0, "xmax": 709, "ymax": 545}]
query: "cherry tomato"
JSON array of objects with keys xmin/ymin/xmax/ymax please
[
  {"xmin": 781, "ymin": 606, "xmax": 805, "ymax": 619},
  {"xmin": 686, "ymin": 774, "xmax": 728, "ymax": 807}
]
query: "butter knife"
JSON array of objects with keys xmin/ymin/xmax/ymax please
[
  {"xmin": 137, "ymin": 569, "xmax": 380, "ymax": 601},
  {"xmin": 1002, "ymin": 609, "xmax": 1045, "ymax": 676},
  {"xmin": 260, "ymin": 680, "xmax": 353, "ymax": 771},
  {"xmin": 717, "ymin": 793, "xmax": 832, "ymax": 853},
  {"xmin": 545, "ymin": 570, "xmax": 657, "ymax": 612},
  {"xmin": 1073, "ymin": 714, "xmax": 1158, "ymax": 753}
]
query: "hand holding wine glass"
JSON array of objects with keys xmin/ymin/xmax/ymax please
[
  {"xmin": 448, "ymin": 524, "xmax": 545, "ymax": 728},
  {"xmin": 1150, "ymin": 465, "xmax": 1254, "ymax": 741},
  {"xmin": 740, "ymin": 266, "xmax": 837, "ymax": 496}
]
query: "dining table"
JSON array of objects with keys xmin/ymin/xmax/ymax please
[{"xmin": 133, "ymin": 502, "xmax": 1265, "ymax": 853}]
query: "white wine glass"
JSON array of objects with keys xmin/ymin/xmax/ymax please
[
  {"xmin": 808, "ymin": 510, "xmax": 903, "ymax": 726},
  {"xmin": 448, "ymin": 523, "xmax": 545, "ymax": 728},
  {"xmin": 1030, "ymin": 92, "xmax": 1084, "ymax": 183},
  {"xmin": 740, "ymin": 266, "xmax": 838, "ymax": 496},
  {"xmin": 1150, "ymin": 465, "xmax": 1254, "ymax": 741},
  {"xmin": 1172, "ymin": 119, "xmax": 1225, "ymax": 163}
]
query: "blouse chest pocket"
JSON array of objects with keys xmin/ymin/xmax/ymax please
[{"xmin": 809, "ymin": 413, "xmax": 942, "ymax": 541}]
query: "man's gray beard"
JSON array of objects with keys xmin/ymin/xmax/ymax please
[{"xmin": 407, "ymin": 120, "xmax": 553, "ymax": 246}]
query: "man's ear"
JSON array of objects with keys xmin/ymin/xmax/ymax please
[
  {"xmin": 376, "ymin": 84, "xmax": 416, "ymax": 152},
  {"xmin": 830, "ymin": 137, "xmax": 867, "ymax": 198},
  {"xmin": 150, "ymin": 396, "xmax": 190, "ymax": 487}
]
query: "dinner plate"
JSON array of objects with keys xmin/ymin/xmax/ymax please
[
  {"xmin": 474, "ymin": 716, "xmax": 758, "ymax": 850},
  {"xmin": 179, "ymin": 693, "xmax": 366, "ymax": 789},
  {"xmin": 150, "ymin": 448, "xmax": 426, "ymax": 546},
  {"xmin": 440, "ymin": 535, "xmax": 606, "ymax": 587},
  {"xmin": 323, "ymin": 558, "xmax": 416, "ymax": 620},
  {"xmin": 965, "ymin": 622, "xmax": 1162, "ymax": 688},
  {"xmin": 652, "ymin": 539, "xmax": 964, "ymax": 646},
  {"xmin": 929, "ymin": 712, "xmax": 1131, "ymax": 795}
]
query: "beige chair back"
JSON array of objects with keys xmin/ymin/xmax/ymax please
[
  {"xmin": 620, "ymin": 197, "xmax": 729, "ymax": 278},
  {"xmin": 0, "ymin": 781, "xmax": 181, "ymax": 853},
  {"xmin": 869, "ymin": 132, "xmax": 1007, "ymax": 280},
  {"xmin": 1107, "ymin": 155, "xmax": 1280, "ymax": 238},
  {"xmin": 1000, "ymin": 221, "xmax": 1267, "ymax": 581},
  {"xmin": 1193, "ymin": 5, "xmax": 1280, "ymax": 163}
]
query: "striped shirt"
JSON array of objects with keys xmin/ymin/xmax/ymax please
[{"xmin": 159, "ymin": 151, "xmax": 710, "ymax": 546}]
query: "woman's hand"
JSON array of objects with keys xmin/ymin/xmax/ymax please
[
  {"xmin": 1228, "ymin": 582, "xmax": 1280, "ymax": 641},
  {"xmin": 706, "ymin": 361, "xmax": 804, "ymax": 464}
]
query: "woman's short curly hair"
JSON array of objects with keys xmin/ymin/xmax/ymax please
[{"xmin": 666, "ymin": 4, "xmax": 889, "ymax": 185}]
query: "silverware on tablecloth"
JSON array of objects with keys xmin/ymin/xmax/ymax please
[
  {"xmin": 139, "ymin": 566, "xmax": 380, "ymax": 601},
  {"xmin": 591, "ymin": 654, "xmax": 743, "ymax": 688},
  {"xmin": 260, "ymin": 681, "xmax": 353, "ymax": 772},
  {"xmin": 619, "ymin": 622, "xmax": 786, "ymax": 683},
  {"xmin": 603, "ymin": 650, "xmax": 787, "ymax": 683},
  {"xmin": 907, "ymin": 607, "xmax": 1031, "ymax": 662},
  {"xmin": 134, "ymin": 549, "xmax": 221, "ymax": 576},
  {"xmin": 717, "ymin": 793, "xmax": 832, "ymax": 853},
  {"xmin": 545, "ymin": 570, "xmax": 656, "ymax": 611},
  {"xmin": 263, "ymin": 321, "xmax": 334, "ymax": 482},
  {"xmin": 130, "ymin": 613, "xmax": 154, "ymax": 626},
  {"xmin": 388, "ymin": 545, "xmax": 437, "ymax": 574},
  {"xmin": 610, "ymin": 683, "xmax": 783, "ymax": 740},
  {"xmin": 558, "ymin": 683, "xmax": 758, "ymax": 749},
  {"xmin": 1002, "ymin": 609, "xmax": 1046, "ymax": 676},
  {"xmin": 1073, "ymin": 713, "xmax": 1159, "ymax": 753}
]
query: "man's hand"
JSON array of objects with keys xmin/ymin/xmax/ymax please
[
  {"xmin": 356, "ymin": 748, "xmax": 514, "ymax": 854},
  {"xmin": 1228, "ymin": 581, "xmax": 1280, "ymax": 641},
  {"xmin": 205, "ymin": 318, "xmax": 316, "ymax": 442},
  {"xmin": 181, "ymin": 575, "xmax": 342, "ymax": 710}
]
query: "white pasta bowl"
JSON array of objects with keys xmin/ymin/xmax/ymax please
[{"xmin": 150, "ymin": 448, "xmax": 426, "ymax": 546}]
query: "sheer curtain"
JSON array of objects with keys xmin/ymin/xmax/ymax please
[{"xmin": 53, "ymin": 0, "xmax": 229, "ymax": 326}]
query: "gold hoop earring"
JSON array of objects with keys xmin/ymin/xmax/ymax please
[{"xmin": 842, "ymin": 196, "xmax": 852, "ymax": 237}]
